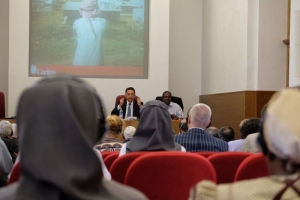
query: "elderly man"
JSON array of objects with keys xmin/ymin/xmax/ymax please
[
  {"xmin": 161, "ymin": 91, "xmax": 183, "ymax": 120},
  {"xmin": 189, "ymin": 87, "xmax": 300, "ymax": 200},
  {"xmin": 111, "ymin": 87, "xmax": 143, "ymax": 119},
  {"xmin": 174, "ymin": 103, "xmax": 228, "ymax": 152}
]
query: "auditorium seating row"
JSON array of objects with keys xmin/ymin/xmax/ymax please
[
  {"xmin": 102, "ymin": 151, "xmax": 269, "ymax": 200},
  {"xmin": 8, "ymin": 151, "xmax": 269, "ymax": 200}
]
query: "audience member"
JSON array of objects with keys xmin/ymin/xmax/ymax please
[
  {"xmin": 0, "ymin": 138, "xmax": 13, "ymax": 187},
  {"xmin": 241, "ymin": 104, "xmax": 268, "ymax": 153},
  {"xmin": 123, "ymin": 126, "xmax": 136, "ymax": 143},
  {"xmin": 0, "ymin": 121, "xmax": 18, "ymax": 163},
  {"xmin": 161, "ymin": 91, "xmax": 182, "ymax": 120},
  {"xmin": 95, "ymin": 115, "xmax": 124, "ymax": 151},
  {"xmin": 218, "ymin": 126, "xmax": 235, "ymax": 142},
  {"xmin": 228, "ymin": 118, "xmax": 260, "ymax": 152},
  {"xmin": 179, "ymin": 119, "xmax": 188, "ymax": 133},
  {"xmin": 189, "ymin": 87, "xmax": 300, "ymax": 200},
  {"xmin": 119, "ymin": 100, "xmax": 185, "ymax": 157},
  {"xmin": 11, "ymin": 123, "xmax": 17, "ymax": 139},
  {"xmin": 174, "ymin": 103, "xmax": 228, "ymax": 152},
  {"xmin": 205, "ymin": 126, "xmax": 219, "ymax": 138},
  {"xmin": 0, "ymin": 75, "xmax": 147, "ymax": 200},
  {"xmin": 111, "ymin": 87, "xmax": 143, "ymax": 119}
]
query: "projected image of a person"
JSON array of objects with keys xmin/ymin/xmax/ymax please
[{"xmin": 73, "ymin": 0, "xmax": 106, "ymax": 66}]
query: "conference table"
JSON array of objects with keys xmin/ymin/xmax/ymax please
[{"xmin": 0, "ymin": 119, "xmax": 181, "ymax": 135}]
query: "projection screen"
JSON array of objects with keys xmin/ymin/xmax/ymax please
[{"xmin": 29, "ymin": 0, "xmax": 149, "ymax": 78}]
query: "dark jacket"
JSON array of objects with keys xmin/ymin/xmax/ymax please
[{"xmin": 111, "ymin": 100, "xmax": 141, "ymax": 119}]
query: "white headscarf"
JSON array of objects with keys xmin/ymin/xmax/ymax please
[{"xmin": 264, "ymin": 88, "xmax": 300, "ymax": 164}]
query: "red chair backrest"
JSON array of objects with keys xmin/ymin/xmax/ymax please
[
  {"xmin": 194, "ymin": 151, "xmax": 217, "ymax": 158},
  {"xmin": 207, "ymin": 152, "xmax": 253, "ymax": 184},
  {"xmin": 8, "ymin": 162, "xmax": 20, "ymax": 184},
  {"xmin": 101, "ymin": 151, "xmax": 118, "ymax": 160},
  {"xmin": 115, "ymin": 95, "xmax": 140, "ymax": 106},
  {"xmin": 110, "ymin": 152, "xmax": 147, "ymax": 184},
  {"xmin": 125, "ymin": 152, "xmax": 216, "ymax": 200},
  {"xmin": 0, "ymin": 91, "xmax": 5, "ymax": 118},
  {"xmin": 103, "ymin": 153, "xmax": 119, "ymax": 171},
  {"xmin": 234, "ymin": 153, "xmax": 269, "ymax": 182}
]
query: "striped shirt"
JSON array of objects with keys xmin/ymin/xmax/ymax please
[{"xmin": 174, "ymin": 128, "xmax": 228, "ymax": 152}]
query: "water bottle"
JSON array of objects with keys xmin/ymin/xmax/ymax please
[
  {"xmin": 119, "ymin": 109, "xmax": 123, "ymax": 119},
  {"xmin": 177, "ymin": 110, "xmax": 183, "ymax": 120}
]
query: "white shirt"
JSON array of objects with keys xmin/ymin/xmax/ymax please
[
  {"xmin": 166, "ymin": 102, "xmax": 182, "ymax": 115},
  {"xmin": 228, "ymin": 139, "xmax": 245, "ymax": 152},
  {"xmin": 118, "ymin": 143, "xmax": 186, "ymax": 157}
]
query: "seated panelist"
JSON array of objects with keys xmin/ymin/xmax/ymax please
[
  {"xmin": 162, "ymin": 91, "xmax": 182, "ymax": 120},
  {"xmin": 111, "ymin": 87, "xmax": 143, "ymax": 119}
]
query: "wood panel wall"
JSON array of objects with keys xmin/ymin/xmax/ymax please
[{"xmin": 199, "ymin": 91, "xmax": 276, "ymax": 139}]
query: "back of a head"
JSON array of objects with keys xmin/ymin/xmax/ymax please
[
  {"xmin": 205, "ymin": 126, "xmax": 219, "ymax": 138},
  {"xmin": 257, "ymin": 87, "xmax": 300, "ymax": 174},
  {"xmin": 189, "ymin": 103, "xmax": 211, "ymax": 128},
  {"xmin": 240, "ymin": 118, "xmax": 260, "ymax": 139},
  {"xmin": 0, "ymin": 121, "xmax": 12, "ymax": 138},
  {"xmin": 124, "ymin": 126, "xmax": 136, "ymax": 140},
  {"xmin": 15, "ymin": 75, "xmax": 109, "ymax": 200},
  {"xmin": 106, "ymin": 115, "xmax": 125, "ymax": 135},
  {"xmin": 218, "ymin": 126, "xmax": 235, "ymax": 142}
]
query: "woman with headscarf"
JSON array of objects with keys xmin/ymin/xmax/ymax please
[
  {"xmin": 0, "ymin": 75, "xmax": 147, "ymax": 200},
  {"xmin": 189, "ymin": 87, "xmax": 300, "ymax": 200},
  {"xmin": 119, "ymin": 100, "xmax": 186, "ymax": 157},
  {"xmin": 73, "ymin": 0, "xmax": 106, "ymax": 66},
  {"xmin": 95, "ymin": 115, "xmax": 125, "ymax": 151}
]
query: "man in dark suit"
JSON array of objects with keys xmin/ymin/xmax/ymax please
[
  {"xmin": 111, "ymin": 87, "xmax": 143, "ymax": 119},
  {"xmin": 174, "ymin": 103, "xmax": 228, "ymax": 152}
]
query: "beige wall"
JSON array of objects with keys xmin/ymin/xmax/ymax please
[
  {"xmin": 0, "ymin": 0, "xmax": 9, "ymax": 116},
  {"xmin": 201, "ymin": 0, "xmax": 248, "ymax": 94},
  {"xmin": 201, "ymin": 0, "xmax": 287, "ymax": 94},
  {"xmin": 4, "ymin": 0, "xmax": 290, "ymax": 117},
  {"xmin": 169, "ymin": 0, "xmax": 202, "ymax": 114}
]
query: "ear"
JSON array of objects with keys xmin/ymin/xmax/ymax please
[{"xmin": 188, "ymin": 115, "xmax": 191, "ymax": 124}]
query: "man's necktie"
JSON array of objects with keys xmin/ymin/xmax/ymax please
[{"xmin": 127, "ymin": 103, "xmax": 131, "ymax": 118}]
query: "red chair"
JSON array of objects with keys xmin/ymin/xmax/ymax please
[
  {"xmin": 207, "ymin": 152, "xmax": 253, "ymax": 184},
  {"xmin": 194, "ymin": 151, "xmax": 216, "ymax": 158},
  {"xmin": 101, "ymin": 151, "xmax": 118, "ymax": 160},
  {"xmin": 125, "ymin": 152, "xmax": 216, "ymax": 200},
  {"xmin": 115, "ymin": 95, "xmax": 140, "ymax": 106},
  {"xmin": 0, "ymin": 91, "xmax": 5, "ymax": 118},
  {"xmin": 103, "ymin": 153, "xmax": 119, "ymax": 171},
  {"xmin": 234, "ymin": 153, "xmax": 269, "ymax": 182},
  {"xmin": 8, "ymin": 162, "xmax": 20, "ymax": 184},
  {"xmin": 110, "ymin": 152, "xmax": 147, "ymax": 184}
]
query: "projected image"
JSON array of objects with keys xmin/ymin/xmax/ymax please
[{"xmin": 29, "ymin": 0, "xmax": 148, "ymax": 78}]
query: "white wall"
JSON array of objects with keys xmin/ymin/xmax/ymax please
[
  {"xmin": 201, "ymin": 0, "xmax": 248, "ymax": 94},
  {"xmin": 0, "ymin": 0, "xmax": 9, "ymax": 116},
  {"xmin": 8, "ymin": 0, "xmax": 171, "ymax": 116},
  {"xmin": 290, "ymin": 0, "xmax": 300, "ymax": 86},
  {"xmin": 169, "ymin": 0, "xmax": 202, "ymax": 114},
  {"xmin": 257, "ymin": 0, "xmax": 287, "ymax": 90}
]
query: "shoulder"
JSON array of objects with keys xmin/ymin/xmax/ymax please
[
  {"xmin": 103, "ymin": 179, "xmax": 148, "ymax": 200},
  {"xmin": 0, "ymin": 183, "xmax": 18, "ymax": 200},
  {"xmin": 189, "ymin": 180, "xmax": 217, "ymax": 200}
]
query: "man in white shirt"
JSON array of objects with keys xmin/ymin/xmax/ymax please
[{"xmin": 162, "ymin": 91, "xmax": 182, "ymax": 120}]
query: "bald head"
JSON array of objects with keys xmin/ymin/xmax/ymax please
[{"xmin": 188, "ymin": 103, "xmax": 211, "ymax": 129}]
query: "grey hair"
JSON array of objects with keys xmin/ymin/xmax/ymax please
[
  {"xmin": 189, "ymin": 103, "xmax": 212, "ymax": 127},
  {"xmin": 0, "ymin": 121, "xmax": 13, "ymax": 137}
]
